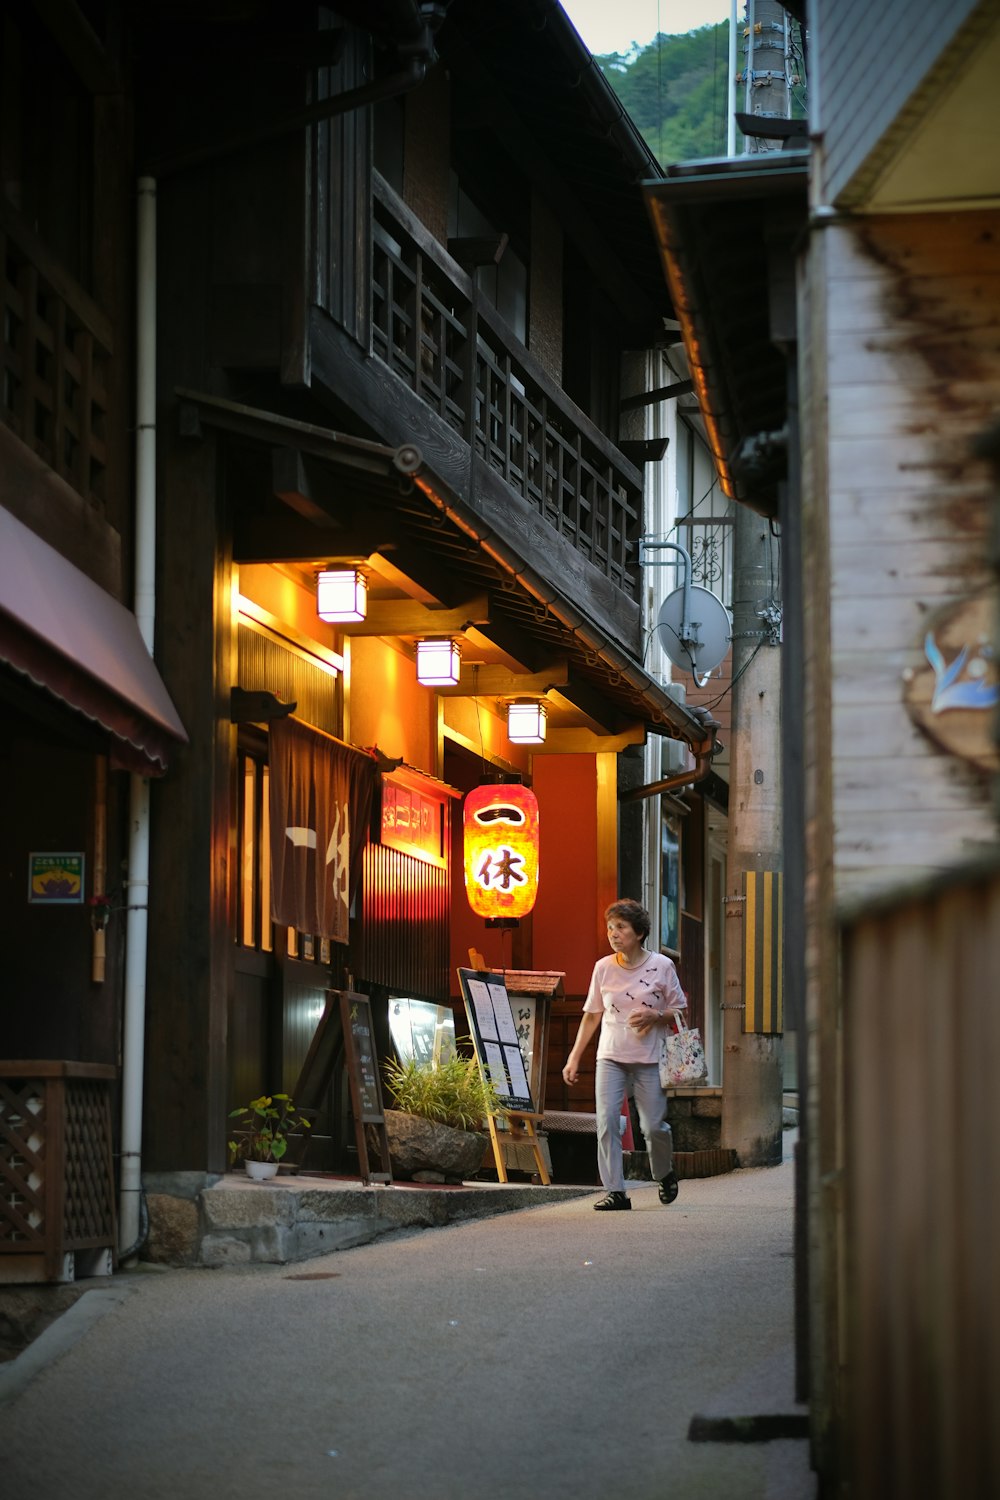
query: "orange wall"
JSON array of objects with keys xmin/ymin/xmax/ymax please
[
  {"xmin": 237, "ymin": 563, "xmax": 341, "ymax": 652},
  {"xmin": 531, "ymin": 754, "xmax": 611, "ymax": 997},
  {"xmin": 348, "ymin": 636, "xmax": 434, "ymax": 768}
]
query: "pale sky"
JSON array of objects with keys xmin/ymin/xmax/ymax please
[{"xmin": 559, "ymin": 0, "xmax": 732, "ymax": 54}]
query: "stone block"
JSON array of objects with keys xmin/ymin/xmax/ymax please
[
  {"xmin": 692, "ymin": 1094, "xmax": 722, "ymax": 1118},
  {"xmin": 202, "ymin": 1186, "xmax": 296, "ymax": 1230},
  {"xmin": 289, "ymin": 1221, "xmax": 381, "ymax": 1258},
  {"xmin": 248, "ymin": 1225, "xmax": 292, "ymax": 1263},
  {"xmin": 201, "ymin": 1235, "xmax": 252, "ymax": 1268},
  {"xmin": 296, "ymin": 1189, "xmax": 377, "ymax": 1222},
  {"xmin": 145, "ymin": 1194, "xmax": 200, "ymax": 1267}
]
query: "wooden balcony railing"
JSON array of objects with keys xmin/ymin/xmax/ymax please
[
  {"xmin": 1, "ymin": 199, "xmax": 113, "ymax": 508},
  {"xmin": 371, "ymin": 176, "xmax": 642, "ymax": 600}
]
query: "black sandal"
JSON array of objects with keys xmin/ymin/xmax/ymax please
[{"xmin": 658, "ymin": 1172, "xmax": 679, "ymax": 1205}]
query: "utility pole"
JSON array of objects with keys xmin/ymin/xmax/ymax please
[
  {"xmin": 721, "ymin": 513, "xmax": 783, "ymax": 1165},
  {"xmin": 720, "ymin": 0, "xmax": 790, "ymax": 1166}
]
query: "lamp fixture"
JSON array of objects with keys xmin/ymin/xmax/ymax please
[
  {"xmin": 317, "ymin": 567, "xmax": 367, "ymax": 623},
  {"xmin": 416, "ymin": 637, "xmax": 462, "ymax": 687},
  {"xmin": 506, "ymin": 700, "xmax": 547, "ymax": 744}
]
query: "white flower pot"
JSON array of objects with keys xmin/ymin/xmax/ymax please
[{"xmin": 245, "ymin": 1159, "xmax": 279, "ymax": 1182}]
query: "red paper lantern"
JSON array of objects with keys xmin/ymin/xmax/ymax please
[{"xmin": 463, "ymin": 783, "xmax": 540, "ymax": 920}]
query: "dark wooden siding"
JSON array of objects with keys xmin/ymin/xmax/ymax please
[
  {"xmin": 838, "ymin": 861, "xmax": 1000, "ymax": 1496},
  {"xmin": 313, "ymin": 27, "xmax": 371, "ymax": 348},
  {"xmin": 356, "ymin": 843, "xmax": 449, "ymax": 1000},
  {"xmin": 236, "ymin": 623, "xmax": 340, "ymax": 735}
]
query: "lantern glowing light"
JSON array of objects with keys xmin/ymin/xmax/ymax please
[
  {"xmin": 416, "ymin": 637, "xmax": 461, "ymax": 686},
  {"xmin": 463, "ymin": 783, "xmax": 540, "ymax": 921},
  {"xmin": 317, "ymin": 568, "xmax": 367, "ymax": 622},
  {"xmin": 507, "ymin": 700, "xmax": 547, "ymax": 744}
]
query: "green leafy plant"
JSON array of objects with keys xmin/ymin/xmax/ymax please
[
  {"xmin": 228, "ymin": 1093, "xmax": 312, "ymax": 1165},
  {"xmin": 383, "ymin": 1046, "xmax": 504, "ymax": 1133}
]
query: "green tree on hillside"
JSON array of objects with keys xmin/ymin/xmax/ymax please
[{"xmin": 597, "ymin": 22, "xmax": 731, "ymax": 165}]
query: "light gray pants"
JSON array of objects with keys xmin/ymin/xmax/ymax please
[{"xmin": 595, "ymin": 1057, "xmax": 674, "ymax": 1192}]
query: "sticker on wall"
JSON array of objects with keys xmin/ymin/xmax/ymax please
[
  {"xmin": 28, "ymin": 853, "xmax": 85, "ymax": 904},
  {"xmin": 902, "ymin": 583, "xmax": 999, "ymax": 774}
]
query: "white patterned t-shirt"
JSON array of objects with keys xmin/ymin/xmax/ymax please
[{"xmin": 583, "ymin": 951, "xmax": 686, "ymax": 1064}]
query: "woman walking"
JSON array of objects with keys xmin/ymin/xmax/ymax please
[{"xmin": 562, "ymin": 898, "xmax": 685, "ymax": 1211}]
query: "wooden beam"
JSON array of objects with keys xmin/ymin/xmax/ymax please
[
  {"xmin": 619, "ymin": 438, "xmax": 670, "ymax": 464},
  {"xmin": 338, "ymin": 595, "xmax": 490, "ymax": 637},
  {"xmin": 434, "ymin": 662, "xmax": 570, "ymax": 698},
  {"xmin": 32, "ymin": 0, "xmax": 120, "ymax": 94},
  {"xmin": 229, "ymin": 687, "xmax": 296, "ymax": 723},
  {"xmin": 532, "ymin": 726, "xmax": 647, "ymax": 754},
  {"xmin": 619, "ymin": 380, "xmax": 694, "ymax": 413},
  {"xmin": 234, "ymin": 512, "xmax": 347, "ymax": 563}
]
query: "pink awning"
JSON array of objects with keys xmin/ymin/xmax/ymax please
[{"xmin": 0, "ymin": 509, "xmax": 188, "ymax": 775}]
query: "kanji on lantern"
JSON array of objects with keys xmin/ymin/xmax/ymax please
[{"xmin": 463, "ymin": 783, "xmax": 540, "ymax": 919}]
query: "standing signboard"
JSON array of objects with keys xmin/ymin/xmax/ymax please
[
  {"xmin": 337, "ymin": 990, "xmax": 392, "ymax": 1184},
  {"xmin": 457, "ymin": 967, "xmax": 551, "ymax": 1185}
]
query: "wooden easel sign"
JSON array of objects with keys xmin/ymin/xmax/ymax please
[
  {"xmin": 337, "ymin": 990, "xmax": 392, "ymax": 1185},
  {"xmin": 457, "ymin": 968, "xmax": 550, "ymax": 1185}
]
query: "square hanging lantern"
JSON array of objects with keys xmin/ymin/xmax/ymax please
[
  {"xmin": 507, "ymin": 700, "xmax": 547, "ymax": 744},
  {"xmin": 463, "ymin": 782, "xmax": 540, "ymax": 920},
  {"xmin": 416, "ymin": 637, "xmax": 461, "ymax": 687},
  {"xmin": 317, "ymin": 568, "xmax": 367, "ymax": 622}
]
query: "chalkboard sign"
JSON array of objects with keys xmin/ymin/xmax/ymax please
[
  {"xmin": 457, "ymin": 968, "xmax": 535, "ymax": 1113},
  {"xmin": 337, "ymin": 990, "xmax": 392, "ymax": 1183},
  {"xmin": 343, "ymin": 992, "xmax": 381, "ymax": 1119}
]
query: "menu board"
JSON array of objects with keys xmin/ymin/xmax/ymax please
[
  {"xmin": 457, "ymin": 968, "xmax": 535, "ymax": 1113},
  {"xmin": 337, "ymin": 990, "xmax": 392, "ymax": 1184}
]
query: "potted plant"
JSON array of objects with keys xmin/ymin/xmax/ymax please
[
  {"xmin": 228, "ymin": 1093, "xmax": 312, "ymax": 1181},
  {"xmin": 382, "ymin": 1047, "xmax": 504, "ymax": 1183}
]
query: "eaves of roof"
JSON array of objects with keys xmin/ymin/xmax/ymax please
[
  {"xmin": 180, "ymin": 389, "xmax": 716, "ymax": 753},
  {"xmin": 644, "ymin": 152, "xmax": 810, "ymax": 519}
]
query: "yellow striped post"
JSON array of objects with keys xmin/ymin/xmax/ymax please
[{"xmin": 743, "ymin": 871, "xmax": 783, "ymax": 1034}]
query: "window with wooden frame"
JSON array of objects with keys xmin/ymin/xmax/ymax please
[{"xmin": 236, "ymin": 739, "xmax": 333, "ymax": 968}]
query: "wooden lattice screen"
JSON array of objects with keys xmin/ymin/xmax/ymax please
[
  {"xmin": 0, "ymin": 1062, "xmax": 117, "ymax": 1283},
  {"xmin": 0, "ymin": 199, "xmax": 113, "ymax": 509},
  {"xmin": 370, "ymin": 177, "xmax": 642, "ymax": 601}
]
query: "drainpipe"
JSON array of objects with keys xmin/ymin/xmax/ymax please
[
  {"xmin": 119, "ymin": 175, "xmax": 157, "ymax": 1260},
  {"xmin": 618, "ymin": 742, "xmax": 717, "ymax": 803}
]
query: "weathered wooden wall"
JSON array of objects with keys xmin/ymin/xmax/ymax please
[
  {"xmin": 824, "ymin": 212, "xmax": 999, "ymax": 902},
  {"xmin": 839, "ymin": 859, "xmax": 1000, "ymax": 1498},
  {"xmin": 801, "ymin": 207, "xmax": 1000, "ymax": 1485}
]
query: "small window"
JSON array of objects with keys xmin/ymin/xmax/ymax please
[{"xmin": 388, "ymin": 998, "xmax": 456, "ymax": 1066}]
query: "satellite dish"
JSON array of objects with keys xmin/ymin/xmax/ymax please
[{"xmin": 656, "ymin": 585, "xmax": 732, "ymax": 687}]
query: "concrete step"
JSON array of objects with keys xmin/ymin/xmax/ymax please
[{"xmin": 143, "ymin": 1172, "xmax": 594, "ymax": 1269}]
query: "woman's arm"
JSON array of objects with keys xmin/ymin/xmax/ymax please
[{"xmin": 562, "ymin": 1010, "xmax": 602, "ymax": 1084}]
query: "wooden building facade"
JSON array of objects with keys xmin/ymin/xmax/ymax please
[
  {"xmin": 646, "ymin": 0, "xmax": 1000, "ymax": 1492},
  {"xmin": 1, "ymin": 0, "xmax": 721, "ymax": 1233}
]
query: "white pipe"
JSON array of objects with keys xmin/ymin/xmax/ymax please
[
  {"xmin": 727, "ymin": 0, "xmax": 738, "ymax": 157},
  {"xmin": 120, "ymin": 175, "xmax": 157, "ymax": 1258}
]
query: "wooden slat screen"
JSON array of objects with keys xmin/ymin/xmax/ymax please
[
  {"xmin": 356, "ymin": 842, "xmax": 449, "ymax": 1000},
  {"xmin": 839, "ymin": 862, "xmax": 1000, "ymax": 1497}
]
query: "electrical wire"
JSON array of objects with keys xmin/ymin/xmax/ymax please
[{"xmin": 702, "ymin": 635, "xmax": 766, "ymax": 711}]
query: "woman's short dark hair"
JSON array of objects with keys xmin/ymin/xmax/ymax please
[{"xmin": 605, "ymin": 898, "xmax": 650, "ymax": 942}]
